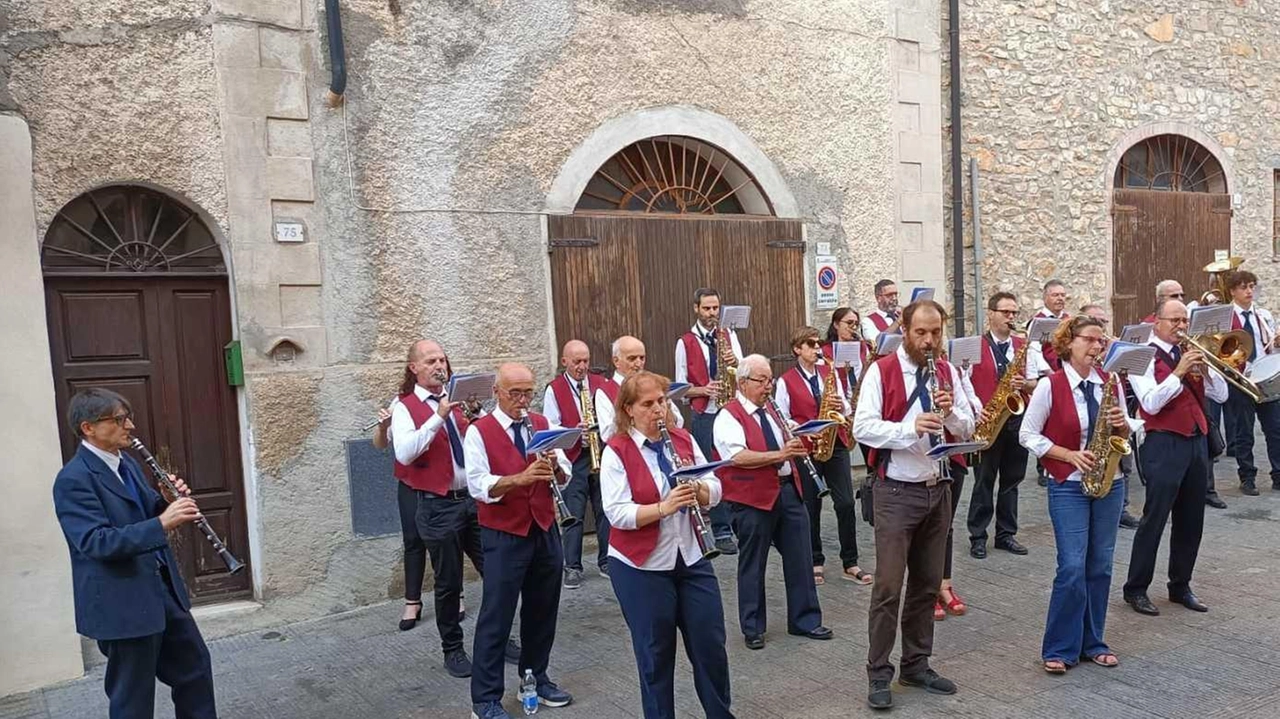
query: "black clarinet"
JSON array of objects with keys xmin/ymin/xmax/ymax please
[
  {"xmin": 129, "ymin": 438, "xmax": 245, "ymax": 575},
  {"xmin": 765, "ymin": 398, "xmax": 831, "ymax": 498},
  {"xmin": 656, "ymin": 419, "xmax": 720, "ymax": 560}
]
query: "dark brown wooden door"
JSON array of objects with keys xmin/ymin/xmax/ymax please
[
  {"xmin": 1111, "ymin": 189, "xmax": 1232, "ymax": 325},
  {"xmin": 44, "ymin": 276, "xmax": 251, "ymax": 602},
  {"xmin": 548, "ymin": 213, "xmax": 807, "ymax": 380}
]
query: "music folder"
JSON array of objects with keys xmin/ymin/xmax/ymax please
[
  {"xmin": 1102, "ymin": 341, "xmax": 1156, "ymax": 375},
  {"xmin": 667, "ymin": 382, "xmax": 692, "ymax": 402},
  {"xmin": 793, "ymin": 419, "xmax": 838, "ymax": 436},
  {"xmin": 719, "ymin": 305, "xmax": 751, "ymax": 330},
  {"xmin": 447, "ymin": 372, "xmax": 495, "ymax": 403},
  {"xmin": 926, "ymin": 441, "xmax": 986, "ymax": 459},
  {"xmin": 670, "ymin": 460, "xmax": 732, "ymax": 479},
  {"xmin": 525, "ymin": 428, "xmax": 583, "ymax": 456}
]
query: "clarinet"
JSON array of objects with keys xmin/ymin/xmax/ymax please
[
  {"xmin": 923, "ymin": 351, "xmax": 953, "ymax": 481},
  {"xmin": 520, "ymin": 410, "xmax": 580, "ymax": 529},
  {"xmin": 765, "ymin": 398, "xmax": 831, "ymax": 498},
  {"xmin": 129, "ymin": 438, "xmax": 245, "ymax": 575},
  {"xmin": 656, "ymin": 419, "xmax": 720, "ymax": 560}
]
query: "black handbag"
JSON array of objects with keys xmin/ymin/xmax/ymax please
[
  {"xmin": 1207, "ymin": 406, "xmax": 1226, "ymax": 459},
  {"xmin": 858, "ymin": 478, "xmax": 874, "ymax": 527}
]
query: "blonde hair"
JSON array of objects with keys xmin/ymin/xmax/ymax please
[{"xmin": 613, "ymin": 371, "xmax": 671, "ymax": 438}]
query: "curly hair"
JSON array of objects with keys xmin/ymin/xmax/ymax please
[{"xmin": 1050, "ymin": 316, "xmax": 1105, "ymax": 359}]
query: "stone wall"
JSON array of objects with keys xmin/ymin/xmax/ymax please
[{"xmin": 946, "ymin": 1, "xmax": 1280, "ymax": 325}]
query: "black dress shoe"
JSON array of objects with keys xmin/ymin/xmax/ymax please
[
  {"xmin": 867, "ymin": 680, "xmax": 893, "ymax": 710},
  {"xmin": 969, "ymin": 541, "xmax": 987, "ymax": 559},
  {"xmin": 744, "ymin": 635, "xmax": 765, "ymax": 650},
  {"xmin": 1206, "ymin": 495, "xmax": 1228, "ymax": 509},
  {"xmin": 899, "ymin": 669, "xmax": 957, "ymax": 695},
  {"xmin": 1119, "ymin": 512, "xmax": 1141, "ymax": 529},
  {"xmin": 994, "ymin": 537, "xmax": 1028, "ymax": 555},
  {"xmin": 1241, "ymin": 481, "xmax": 1260, "ymax": 496},
  {"xmin": 788, "ymin": 626, "xmax": 833, "ymax": 640},
  {"xmin": 1171, "ymin": 591, "xmax": 1209, "ymax": 612},
  {"xmin": 1124, "ymin": 594, "xmax": 1160, "ymax": 616},
  {"xmin": 444, "ymin": 648, "xmax": 473, "ymax": 678}
]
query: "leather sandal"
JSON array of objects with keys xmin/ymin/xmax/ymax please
[
  {"xmin": 1043, "ymin": 660, "xmax": 1067, "ymax": 675},
  {"xmin": 1090, "ymin": 653, "xmax": 1119, "ymax": 667},
  {"xmin": 933, "ymin": 599, "xmax": 946, "ymax": 621},
  {"xmin": 941, "ymin": 587, "xmax": 967, "ymax": 616}
]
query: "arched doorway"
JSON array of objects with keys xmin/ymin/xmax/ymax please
[
  {"xmin": 42, "ymin": 184, "xmax": 251, "ymax": 602},
  {"xmin": 548, "ymin": 135, "xmax": 806, "ymax": 379},
  {"xmin": 1110, "ymin": 134, "xmax": 1232, "ymax": 323}
]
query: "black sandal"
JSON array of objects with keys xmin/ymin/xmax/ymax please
[{"xmin": 399, "ymin": 601, "xmax": 423, "ymax": 631}]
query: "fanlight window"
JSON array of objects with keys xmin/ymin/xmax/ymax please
[
  {"xmin": 575, "ymin": 136, "xmax": 773, "ymax": 215},
  {"xmin": 42, "ymin": 185, "xmax": 224, "ymax": 274},
  {"xmin": 1113, "ymin": 135, "xmax": 1227, "ymax": 193}
]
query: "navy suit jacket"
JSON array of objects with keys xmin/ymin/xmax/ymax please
[{"xmin": 53, "ymin": 443, "xmax": 191, "ymax": 641}]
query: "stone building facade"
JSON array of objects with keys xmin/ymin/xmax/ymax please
[{"xmin": 1, "ymin": 0, "xmax": 944, "ymax": 694}]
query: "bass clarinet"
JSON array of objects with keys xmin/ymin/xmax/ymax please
[
  {"xmin": 656, "ymin": 419, "xmax": 720, "ymax": 560},
  {"xmin": 129, "ymin": 438, "xmax": 245, "ymax": 574}
]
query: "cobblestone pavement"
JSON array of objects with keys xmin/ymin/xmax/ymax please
[{"xmin": 6, "ymin": 459, "xmax": 1280, "ymax": 718}]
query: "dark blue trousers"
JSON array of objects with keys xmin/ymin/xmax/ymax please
[
  {"xmin": 610, "ymin": 557, "xmax": 734, "ymax": 719},
  {"xmin": 416, "ymin": 491, "xmax": 483, "ymax": 653},
  {"xmin": 1225, "ymin": 384, "xmax": 1280, "ymax": 484},
  {"xmin": 96, "ymin": 568, "xmax": 216, "ymax": 719},
  {"xmin": 561, "ymin": 452, "xmax": 610, "ymax": 571},
  {"xmin": 1123, "ymin": 432, "xmax": 1208, "ymax": 598},
  {"xmin": 729, "ymin": 481, "xmax": 823, "ymax": 637},
  {"xmin": 470, "ymin": 525, "xmax": 563, "ymax": 704},
  {"xmin": 691, "ymin": 412, "xmax": 733, "ymax": 540}
]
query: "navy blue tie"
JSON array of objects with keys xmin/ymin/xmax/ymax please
[
  {"xmin": 992, "ymin": 338, "xmax": 1011, "ymax": 377},
  {"xmin": 807, "ymin": 371, "xmax": 821, "ymax": 399},
  {"xmin": 755, "ymin": 408, "xmax": 780, "ymax": 451},
  {"xmin": 1080, "ymin": 380, "xmax": 1099, "ymax": 444},
  {"xmin": 118, "ymin": 458, "xmax": 149, "ymax": 512},
  {"xmin": 704, "ymin": 332, "xmax": 718, "ymax": 379},
  {"xmin": 431, "ymin": 396, "xmax": 466, "ymax": 467},
  {"xmin": 644, "ymin": 440, "xmax": 678, "ymax": 490},
  {"xmin": 511, "ymin": 420, "xmax": 527, "ymax": 456},
  {"xmin": 913, "ymin": 366, "xmax": 939, "ymax": 448},
  {"xmin": 1169, "ymin": 345, "xmax": 1183, "ymax": 366},
  {"xmin": 1242, "ymin": 311, "xmax": 1258, "ymax": 361}
]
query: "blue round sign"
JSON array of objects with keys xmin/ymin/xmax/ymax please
[{"xmin": 817, "ymin": 266, "xmax": 837, "ymax": 290}]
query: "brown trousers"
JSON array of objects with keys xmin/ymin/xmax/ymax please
[{"xmin": 866, "ymin": 478, "xmax": 952, "ymax": 682}]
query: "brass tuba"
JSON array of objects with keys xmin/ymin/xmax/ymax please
[
  {"xmin": 1198, "ymin": 256, "xmax": 1245, "ymax": 306},
  {"xmin": 1176, "ymin": 329, "xmax": 1263, "ymax": 403},
  {"xmin": 973, "ymin": 333, "xmax": 1029, "ymax": 448},
  {"xmin": 1080, "ymin": 368, "xmax": 1131, "ymax": 498},
  {"xmin": 712, "ymin": 324, "xmax": 739, "ymax": 409},
  {"xmin": 811, "ymin": 365, "xmax": 851, "ymax": 462}
]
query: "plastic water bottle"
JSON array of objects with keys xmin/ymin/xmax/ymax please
[{"xmin": 519, "ymin": 669, "xmax": 538, "ymax": 715}]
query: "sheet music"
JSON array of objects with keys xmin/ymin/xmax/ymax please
[
  {"xmin": 793, "ymin": 419, "xmax": 838, "ymax": 436},
  {"xmin": 926, "ymin": 441, "xmax": 986, "ymax": 459},
  {"xmin": 876, "ymin": 333, "xmax": 903, "ymax": 356},
  {"xmin": 947, "ymin": 336, "xmax": 984, "ymax": 369},
  {"xmin": 1189, "ymin": 304, "xmax": 1233, "ymax": 337},
  {"xmin": 1027, "ymin": 317, "xmax": 1062, "ymax": 344},
  {"xmin": 911, "ymin": 287, "xmax": 936, "ymax": 303},
  {"xmin": 719, "ymin": 305, "xmax": 751, "ymax": 330},
  {"xmin": 667, "ymin": 382, "xmax": 692, "ymax": 402},
  {"xmin": 525, "ymin": 428, "xmax": 583, "ymax": 456},
  {"xmin": 1118, "ymin": 323, "xmax": 1153, "ymax": 345},
  {"xmin": 670, "ymin": 459, "xmax": 732, "ymax": 479},
  {"xmin": 1102, "ymin": 341, "xmax": 1156, "ymax": 375},
  {"xmin": 447, "ymin": 372, "xmax": 495, "ymax": 403},
  {"xmin": 831, "ymin": 341, "xmax": 863, "ymax": 376}
]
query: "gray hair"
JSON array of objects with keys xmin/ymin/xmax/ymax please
[
  {"xmin": 611, "ymin": 337, "xmax": 622, "ymax": 358},
  {"xmin": 1042, "ymin": 279, "xmax": 1065, "ymax": 294},
  {"xmin": 67, "ymin": 388, "xmax": 131, "ymax": 437},
  {"xmin": 1155, "ymin": 279, "xmax": 1181, "ymax": 299},
  {"xmin": 736, "ymin": 354, "xmax": 772, "ymax": 385}
]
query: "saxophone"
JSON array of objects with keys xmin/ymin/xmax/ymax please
[
  {"xmin": 578, "ymin": 379, "xmax": 601, "ymax": 472},
  {"xmin": 712, "ymin": 325, "xmax": 739, "ymax": 409},
  {"xmin": 811, "ymin": 365, "xmax": 851, "ymax": 462},
  {"xmin": 1079, "ymin": 367, "xmax": 1132, "ymax": 498},
  {"xmin": 973, "ymin": 334, "xmax": 1030, "ymax": 448}
]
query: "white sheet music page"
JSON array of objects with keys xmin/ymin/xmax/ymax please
[
  {"xmin": 947, "ymin": 336, "xmax": 984, "ymax": 369},
  {"xmin": 832, "ymin": 341, "xmax": 863, "ymax": 376},
  {"xmin": 1189, "ymin": 304, "xmax": 1233, "ymax": 337},
  {"xmin": 876, "ymin": 333, "xmax": 903, "ymax": 356},
  {"xmin": 1102, "ymin": 341, "xmax": 1156, "ymax": 375},
  {"xmin": 719, "ymin": 305, "xmax": 751, "ymax": 330},
  {"xmin": 1027, "ymin": 317, "xmax": 1063, "ymax": 344},
  {"xmin": 1119, "ymin": 323, "xmax": 1154, "ymax": 345},
  {"xmin": 447, "ymin": 372, "xmax": 496, "ymax": 403}
]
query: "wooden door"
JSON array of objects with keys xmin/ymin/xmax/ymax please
[
  {"xmin": 44, "ymin": 276, "xmax": 251, "ymax": 602},
  {"xmin": 1111, "ymin": 189, "xmax": 1232, "ymax": 325},
  {"xmin": 548, "ymin": 213, "xmax": 807, "ymax": 380}
]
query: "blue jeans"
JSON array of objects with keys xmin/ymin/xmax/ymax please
[{"xmin": 1042, "ymin": 478, "xmax": 1124, "ymax": 664}]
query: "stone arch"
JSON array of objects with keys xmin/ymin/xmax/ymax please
[
  {"xmin": 1102, "ymin": 122, "xmax": 1235, "ymax": 197},
  {"xmin": 546, "ymin": 105, "xmax": 799, "ymax": 217}
]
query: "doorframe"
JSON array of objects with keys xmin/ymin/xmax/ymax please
[
  {"xmin": 39, "ymin": 181, "xmax": 263, "ymax": 602},
  {"xmin": 1102, "ymin": 123, "xmax": 1236, "ymax": 319}
]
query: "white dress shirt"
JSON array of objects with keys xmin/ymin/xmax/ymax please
[
  {"xmin": 464, "ymin": 408, "xmax": 572, "ymax": 503},
  {"xmin": 773, "ymin": 362, "xmax": 851, "ymax": 420},
  {"xmin": 959, "ymin": 334, "xmax": 1015, "ymax": 411},
  {"xmin": 1129, "ymin": 336, "xmax": 1228, "ymax": 413},
  {"xmin": 1019, "ymin": 363, "xmax": 1138, "ymax": 483},
  {"xmin": 390, "ymin": 384, "xmax": 468, "ymax": 490},
  {"xmin": 542, "ymin": 372, "xmax": 589, "ymax": 427},
  {"xmin": 597, "ymin": 372, "xmax": 685, "ymax": 443},
  {"xmin": 600, "ymin": 428, "xmax": 722, "ymax": 570},
  {"xmin": 860, "ymin": 309, "xmax": 897, "ymax": 347},
  {"xmin": 851, "ymin": 346, "xmax": 975, "ymax": 482},
  {"xmin": 713, "ymin": 393, "xmax": 794, "ymax": 477},
  {"xmin": 83, "ymin": 440, "xmax": 125, "ymax": 484},
  {"xmin": 674, "ymin": 324, "xmax": 744, "ymax": 414},
  {"xmin": 1233, "ymin": 303, "xmax": 1275, "ymax": 371}
]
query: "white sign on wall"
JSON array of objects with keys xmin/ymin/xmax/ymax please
[
  {"xmin": 815, "ymin": 256, "xmax": 839, "ymax": 310},
  {"xmin": 275, "ymin": 221, "xmax": 306, "ymax": 243}
]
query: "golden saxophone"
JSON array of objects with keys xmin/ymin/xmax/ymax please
[
  {"xmin": 1079, "ymin": 367, "xmax": 1131, "ymax": 499},
  {"xmin": 712, "ymin": 324, "xmax": 739, "ymax": 409},
  {"xmin": 973, "ymin": 333, "xmax": 1030, "ymax": 448},
  {"xmin": 578, "ymin": 379, "xmax": 601, "ymax": 472},
  {"xmin": 811, "ymin": 364, "xmax": 851, "ymax": 462}
]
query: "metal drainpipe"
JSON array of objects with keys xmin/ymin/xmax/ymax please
[
  {"xmin": 324, "ymin": 0, "xmax": 347, "ymax": 107},
  {"xmin": 948, "ymin": 0, "xmax": 965, "ymax": 335}
]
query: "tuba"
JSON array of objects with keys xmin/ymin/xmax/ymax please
[
  {"xmin": 973, "ymin": 333, "xmax": 1030, "ymax": 447},
  {"xmin": 712, "ymin": 324, "xmax": 739, "ymax": 409},
  {"xmin": 1198, "ymin": 256, "xmax": 1245, "ymax": 306},
  {"xmin": 1080, "ymin": 367, "xmax": 1131, "ymax": 498},
  {"xmin": 811, "ymin": 365, "xmax": 851, "ymax": 462}
]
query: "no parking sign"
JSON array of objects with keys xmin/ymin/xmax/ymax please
[{"xmin": 815, "ymin": 256, "xmax": 839, "ymax": 310}]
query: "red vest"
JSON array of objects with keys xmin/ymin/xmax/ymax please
[
  {"xmin": 865, "ymin": 353, "xmax": 959, "ymax": 477},
  {"xmin": 599, "ymin": 377, "xmax": 620, "ymax": 404},
  {"xmin": 969, "ymin": 335, "xmax": 1027, "ymax": 405},
  {"xmin": 869, "ymin": 312, "xmax": 891, "ymax": 332},
  {"xmin": 472, "ymin": 412, "xmax": 554, "ymax": 536},
  {"xmin": 392, "ymin": 391, "xmax": 470, "ymax": 495},
  {"xmin": 1139, "ymin": 347, "xmax": 1207, "ymax": 437},
  {"xmin": 780, "ymin": 364, "xmax": 851, "ymax": 447},
  {"xmin": 714, "ymin": 400, "xmax": 801, "ymax": 510},
  {"xmin": 1142, "ymin": 313, "xmax": 1156, "ymax": 324},
  {"xmin": 1039, "ymin": 369, "xmax": 1120, "ymax": 482},
  {"xmin": 548, "ymin": 373, "xmax": 609, "ymax": 463},
  {"xmin": 1034, "ymin": 311, "xmax": 1066, "ymax": 373},
  {"xmin": 605, "ymin": 429, "xmax": 697, "ymax": 566},
  {"xmin": 680, "ymin": 332, "xmax": 714, "ymax": 413}
]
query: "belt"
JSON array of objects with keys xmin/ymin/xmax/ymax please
[
  {"xmin": 880, "ymin": 475, "xmax": 951, "ymax": 488},
  {"xmin": 420, "ymin": 488, "xmax": 471, "ymax": 501}
]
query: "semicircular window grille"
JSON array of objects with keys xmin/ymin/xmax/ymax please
[
  {"xmin": 42, "ymin": 185, "xmax": 225, "ymax": 274},
  {"xmin": 575, "ymin": 136, "xmax": 774, "ymax": 215},
  {"xmin": 1113, "ymin": 135, "xmax": 1227, "ymax": 193}
]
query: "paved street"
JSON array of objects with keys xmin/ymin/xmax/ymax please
[{"xmin": 6, "ymin": 459, "xmax": 1280, "ymax": 719}]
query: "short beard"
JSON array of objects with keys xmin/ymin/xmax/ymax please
[{"xmin": 904, "ymin": 340, "xmax": 932, "ymax": 367}]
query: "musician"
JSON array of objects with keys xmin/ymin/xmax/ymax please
[
  {"xmin": 1018, "ymin": 316, "xmax": 1133, "ymax": 674},
  {"xmin": 713, "ymin": 354, "xmax": 832, "ymax": 650},
  {"xmin": 1081, "ymin": 304, "xmax": 1140, "ymax": 527},
  {"xmin": 371, "ymin": 401, "xmax": 430, "ymax": 630},
  {"xmin": 965, "ymin": 292, "xmax": 1034, "ymax": 565},
  {"xmin": 938, "ymin": 357, "xmax": 981, "ymax": 621},
  {"xmin": 1222, "ymin": 270, "xmax": 1280, "ymax": 496},
  {"xmin": 52, "ymin": 388, "xmax": 217, "ymax": 719},
  {"xmin": 1028, "ymin": 279, "xmax": 1070, "ymax": 487},
  {"xmin": 601, "ymin": 372, "xmax": 734, "ymax": 719},
  {"xmin": 465, "ymin": 363, "xmax": 574, "ymax": 718},
  {"xmin": 775, "ymin": 325, "xmax": 871, "ymax": 586},
  {"xmin": 675, "ymin": 287, "xmax": 744, "ymax": 555},
  {"xmin": 543, "ymin": 339, "xmax": 612, "ymax": 589},
  {"xmin": 1123, "ymin": 299, "xmax": 1226, "ymax": 617},
  {"xmin": 598, "ymin": 335, "xmax": 683, "ymax": 441},
  {"xmin": 861, "ymin": 279, "xmax": 901, "ymax": 345}
]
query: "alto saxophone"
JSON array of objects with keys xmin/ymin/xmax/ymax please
[
  {"xmin": 656, "ymin": 419, "xmax": 720, "ymax": 560},
  {"xmin": 811, "ymin": 365, "xmax": 850, "ymax": 462},
  {"xmin": 973, "ymin": 334, "xmax": 1030, "ymax": 448},
  {"xmin": 712, "ymin": 324, "xmax": 739, "ymax": 409},
  {"xmin": 578, "ymin": 379, "xmax": 601, "ymax": 472},
  {"xmin": 1080, "ymin": 367, "xmax": 1132, "ymax": 499}
]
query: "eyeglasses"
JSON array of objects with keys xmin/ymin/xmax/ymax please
[
  {"xmin": 1157, "ymin": 316, "xmax": 1189, "ymax": 325},
  {"xmin": 96, "ymin": 412, "xmax": 133, "ymax": 427},
  {"xmin": 1077, "ymin": 336, "xmax": 1107, "ymax": 345},
  {"xmin": 798, "ymin": 339, "xmax": 821, "ymax": 348},
  {"xmin": 500, "ymin": 388, "xmax": 535, "ymax": 401},
  {"xmin": 992, "ymin": 309, "xmax": 1018, "ymax": 316},
  {"xmin": 743, "ymin": 376, "xmax": 773, "ymax": 385}
]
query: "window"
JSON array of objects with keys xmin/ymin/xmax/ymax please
[{"xmin": 1113, "ymin": 135, "xmax": 1227, "ymax": 193}]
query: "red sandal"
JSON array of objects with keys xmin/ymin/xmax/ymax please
[
  {"xmin": 933, "ymin": 598, "xmax": 946, "ymax": 621},
  {"xmin": 941, "ymin": 587, "xmax": 967, "ymax": 616}
]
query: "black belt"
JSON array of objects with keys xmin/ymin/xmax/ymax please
[
  {"xmin": 419, "ymin": 488, "xmax": 470, "ymax": 500},
  {"xmin": 880, "ymin": 476, "xmax": 952, "ymax": 488}
]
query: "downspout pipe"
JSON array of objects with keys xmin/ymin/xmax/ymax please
[
  {"xmin": 948, "ymin": 0, "xmax": 965, "ymax": 335},
  {"xmin": 324, "ymin": 0, "xmax": 347, "ymax": 107}
]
